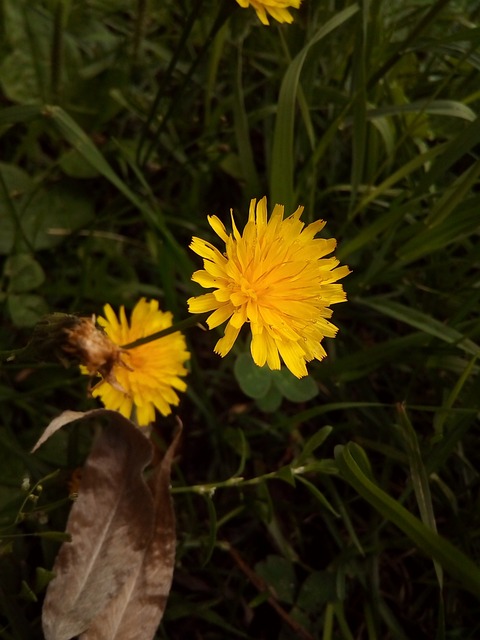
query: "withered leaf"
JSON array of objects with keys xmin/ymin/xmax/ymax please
[
  {"xmin": 39, "ymin": 410, "xmax": 155, "ymax": 640},
  {"xmin": 32, "ymin": 409, "xmax": 89, "ymax": 453},
  {"xmin": 80, "ymin": 425, "xmax": 181, "ymax": 640}
]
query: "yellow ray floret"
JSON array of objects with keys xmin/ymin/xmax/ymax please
[
  {"xmin": 235, "ymin": 0, "xmax": 302, "ymax": 25},
  {"xmin": 85, "ymin": 298, "xmax": 189, "ymax": 426},
  {"xmin": 188, "ymin": 197, "xmax": 350, "ymax": 378}
]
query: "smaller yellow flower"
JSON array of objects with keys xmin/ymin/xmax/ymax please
[
  {"xmin": 83, "ymin": 298, "xmax": 189, "ymax": 427},
  {"xmin": 235, "ymin": 0, "xmax": 301, "ymax": 25}
]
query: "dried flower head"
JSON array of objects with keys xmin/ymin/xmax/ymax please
[
  {"xmin": 188, "ymin": 197, "xmax": 350, "ymax": 378},
  {"xmin": 63, "ymin": 315, "xmax": 123, "ymax": 381}
]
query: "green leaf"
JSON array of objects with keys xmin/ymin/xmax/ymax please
[
  {"xmin": 255, "ymin": 555, "xmax": 296, "ymax": 604},
  {"xmin": 0, "ymin": 171, "xmax": 95, "ymax": 255},
  {"xmin": 413, "ymin": 115, "xmax": 480, "ymax": 197},
  {"xmin": 0, "ymin": 163, "xmax": 34, "ymax": 255},
  {"xmin": 7, "ymin": 293, "xmax": 48, "ymax": 327},
  {"xmin": 359, "ymin": 99, "xmax": 477, "ymax": 123},
  {"xmin": 272, "ymin": 368, "xmax": 318, "ymax": 403},
  {"xmin": 223, "ymin": 427, "xmax": 250, "ymax": 478},
  {"xmin": 296, "ymin": 571, "xmax": 337, "ymax": 612},
  {"xmin": 295, "ymin": 426, "xmax": 333, "ymax": 464},
  {"xmin": 0, "ymin": 104, "xmax": 42, "ymax": 126},
  {"xmin": 234, "ymin": 353, "xmax": 272, "ymax": 399},
  {"xmin": 19, "ymin": 581, "xmax": 37, "ymax": 603},
  {"xmin": 335, "ymin": 443, "xmax": 480, "ymax": 598},
  {"xmin": 275, "ymin": 465, "xmax": 295, "ymax": 487},
  {"xmin": 5, "ymin": 254, "xmax": 45, "ymax": 292},
  {"xmin": 296, "ymin": 476, "xmax": 339, "ymax": 517},
  {"xmin": 34, "ymin": 567, "xmax": 56, "ymax": 593},
  {"xmin": 58, "ymin": 148, "xmax": 101, "ymax": 179},
  {"xmin": 255, "ymin": 383, "xmax": 283, "ymax": 413},
  {"xmin": 395, "ymin": 196, "xmax": 480, "ymax": 265},
  {"xmin": 397, "ymin": 404, "xmax": 443, "ymax": 587},
  {"xmin": 360, "ymin": 298, "xmax": 480, "ymax": 356}
]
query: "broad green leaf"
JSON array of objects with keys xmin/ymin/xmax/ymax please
[
  {"xmin": 234, "ymin": 353, "xmax": 272, "ymax": 399},
  {"xmin": 0, "ymin": 169, "xmax": 94, "ymax": 255},
  {"xmin": 296, "ymin": 571, "xmax": 337, "ymax": 612},
  {"xmin": 5, "ymin": 254, "xmax": 45, "ymax": 292},
  {"xmin": 0, "ymin": 1, "xmax": 51, "ymax": 104},
  {"xmin": 7, "ymin": 293, "xmax": 48, "ymax": 327},
  {"xmin": 255, "ymin": 555, "xmax": 296, "ymax": 604},
  {"xmin": 58, "ymin": 148, "xmax": 101, "ymax": 179},
  {"xmin": 271, "ymin": 368, "xmax": 319, "ymax": 403},
  {"xmin": 0, "ymin": 1, "xmax": 81, "ymax": 105},
  {"xmin": 255, "ymin": 383, "xmax": 283, "ymax": 413}
]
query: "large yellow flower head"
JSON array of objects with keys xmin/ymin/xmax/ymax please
[
  {"xmin": 235, "ymin": 0, "xmax": 301, "ymax": 25},
  {"xmin": 85, "ymin": 298, "xmax": 189, "ymax": 426},
  {"xmin": 187, "ymin": 197, "xmax": 350, "ymax": 379}
]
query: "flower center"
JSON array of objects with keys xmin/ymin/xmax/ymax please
[{"xmin": 239, "ymin": 276, "xmax": 258, "ymax": 301}]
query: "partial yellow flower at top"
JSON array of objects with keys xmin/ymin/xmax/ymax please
[
  {"xmin": 83, "ymin": 298, "xmax": 189, "ymax": 427},
  {"xmin": 235, "ymin": 0, "xmax": 301, "ymax": 25},
  {"xmin": 188, "ymin": 198, "xmax": 350, "ymax": 379}
]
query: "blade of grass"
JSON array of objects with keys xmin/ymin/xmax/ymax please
[
  {"xmin": 270, "ymin": 4, "xmax": 359, "ymax": 212},
  {"xmin": 335, "ymin": 442, "xmax": 480, "ymax": 598},
  {"xmin": 396, "ymin": 403, "xmax": 443, "ymax": 588},
  {"xmin": 359, "ymin": 298, "xmax": 480, "ymax": 357},
  {"xmin": 234, "ymin": 44, "xmax": 261, "ymax": 197}
]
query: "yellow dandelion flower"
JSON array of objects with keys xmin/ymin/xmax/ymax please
[
  {"xmin": 187, "ymin": 197, "xmax": 350, "ymax": 379},
  {"xmin": 85, "ymin": 298, "xmax": 189, "ymax": 427},
  {"xmin": 235, "ymin": 0, "xmax": 301, "ymax": 25}
]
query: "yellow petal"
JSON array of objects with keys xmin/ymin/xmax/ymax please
[
  {"xmin": 214, "ymin": 322, "xmax": 240, "ymax": 356},
  {"xmin": 188, "ymin": 293, "xmax": 220, "ymax": 314},
  {"xmin": 276, "ymin": 340, "xmax": 308, "ymax": 378},
  {"xmin": 208, "ymin": 215, "xmax": 229, "ymax": 243},
  {"xmin": 206, "ymin": 304, "xmax": 234, "ymax": 329}
]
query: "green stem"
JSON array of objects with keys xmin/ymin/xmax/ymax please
[
  {"xmin": 121, "ymin": 314, "xmax": 204, "ymax": 349},
  {"xmin": 51, "ymin": 0, "xmax": 70, "ymax": 103},
  {"xmin": 131, "ymin": 0, "xmax": 149, "ymax": 74},
  {"xmin": 170, "ymin": 464, "xmax": 319, "ymax": 495}
]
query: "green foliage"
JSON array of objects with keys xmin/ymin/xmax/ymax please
[{"xmin": 1, "ymin": 0, "xmax": 480, "ymax": 638}]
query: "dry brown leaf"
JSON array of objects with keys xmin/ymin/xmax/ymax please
[
  {"xmin": 31, "ymin": 409, "xmax": 89, "ymax": 453},
  {"xmin": 80, "ymin": 424, "xmax": 181, "ymax": 640},
  {"xmin": 39, "ymin": 410, "xmax": 155, "ymax": 640}
]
